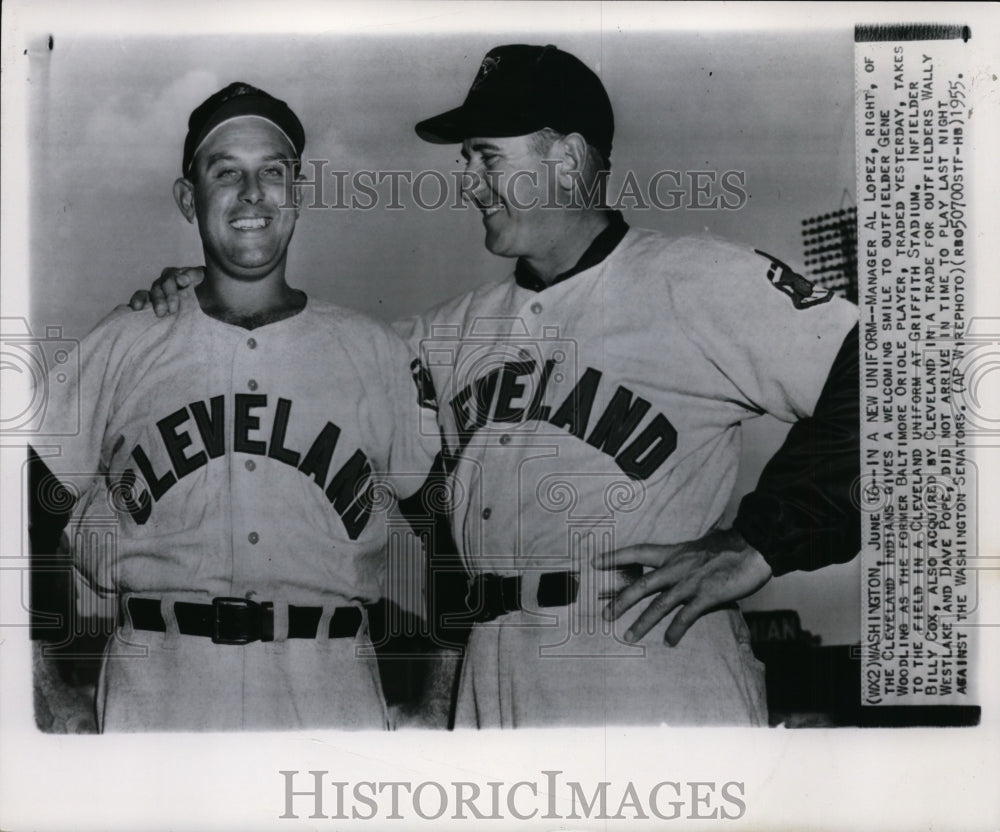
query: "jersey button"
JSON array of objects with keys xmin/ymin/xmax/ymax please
[
  {"xmin": 245, "ymin": 459, "xmax": 256, "ymax": 471},
  {"xmin": 248, "ymin": 531, "xmax": 260, "ymax": 545},
  {"xmin": 247, "ymin": 338, "xmax": 257, "ymax": 349},
  {"xmin": 481, "ymin": 507, "xmax": 492, "ymax": 520},
  {"xmin": 247, "ymin": 379, "xmax": 259, "ymax": 391},
  {"xmin": 530, "ymin": 302, "xmax": 543, "ymax": 314},
  {"xmin": 499, "ymin": 434, "xmax": 510, "ymax": 445}
]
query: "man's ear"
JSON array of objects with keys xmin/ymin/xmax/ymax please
[
  {"xmin": 173, "ymin": 177, "xmax": 197, "ymax": 223},
  {"xmin": 554, "ymin": 132, "xmax": 588, "ymax": 187}
]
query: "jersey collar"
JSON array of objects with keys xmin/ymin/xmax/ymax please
[{"xmin": 513, "ymin": 210, "xmax": 629, "ymax": 292}]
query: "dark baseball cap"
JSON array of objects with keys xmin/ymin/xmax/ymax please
[
  {"xmin": 415, "ymin": 44, "xmax": 614, "ymax": 161},
  {"xmin": 182, "ymin": 82, "xmax": 305, "ymax": 176}
]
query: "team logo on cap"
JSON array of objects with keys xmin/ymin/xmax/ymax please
[
  {"xmin": 472, "ymin": 55, "xmax": 501, "ymax": 90},
  {"xmin": 754, "ymin": 249, "xmax": 834, "ymax": 310}
]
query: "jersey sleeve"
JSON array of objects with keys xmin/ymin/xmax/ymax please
[
  {"xmin": 666, "ymin": 240, "xmax": 861, "ymax": 573},
  {"xmin": 733, "ymin": 323, "xmax": 861, "ymax": 575},
  {"xmin": 670, "ymin": 240, "xmax": 859, "ymax": 422},
  {"xmin": 375, "ymin": 325, "xmax": 441, "ymax": 500},
  {"xmin": 28, "ymin": 308, "xmax": 142, "ymax": 550},
  {"xmin": 390, "ymin": 313, "xmax": 424, "ymax": 353}
]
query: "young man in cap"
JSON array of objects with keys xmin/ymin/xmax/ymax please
[
  {"xmin": 29, "ymin": 83, "xmax": 437, "ymax": 731},
  {"xmin": 132, "ymin": 46, "xmax": 860, "ymax": 728}
]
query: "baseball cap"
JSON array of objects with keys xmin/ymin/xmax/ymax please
[
  {"xmin": 415, "ymin": 44, "xmax": 614, "ymax": 162},
  {"xmin": 182, "ymin": 82, "xmax": 306, "ymax": 176}
]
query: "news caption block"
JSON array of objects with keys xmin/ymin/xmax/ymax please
[{"xmin": 856, "ymin": 26, "xmax": 975, "ymax": 707}]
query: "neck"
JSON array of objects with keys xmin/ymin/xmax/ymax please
[
  {"xmin": 520, "ymin": 210, "xmax": 611, "ymax": 285},
  {"xmin": 198, "ymin": 260, "xmax": 305, "ymax": 328}
]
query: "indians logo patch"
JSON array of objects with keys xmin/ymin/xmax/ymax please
[{"xmin": 753, "ymin": 249, "xmax": 834, "ymax": 310}]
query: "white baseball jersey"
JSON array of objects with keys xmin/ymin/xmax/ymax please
[
  {"xmin": 36, "ymin": 294, "xmax": 437, "ymax": 731},
  {"xmin": 398, "ymin": 227, "xmax": 859, "ymax": 727}
]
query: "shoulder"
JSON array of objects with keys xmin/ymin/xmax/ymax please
[
  {"xmin": 614, "ymin": 227, "xmax": 766, "ymax": 278},
  {"xmin": 427, "ymin": 274, "xmax": 516, "ymax": 319},
  {"xmin": 81, "ymin": 304, "xmax": 174, "ymax": 352},
  {"xmin": 93, "ymin": 303, "xmax": 159, "ymax": 335},
  {"xmin": 60, "ymin": 304, "xmax": 196, "ymax": 387},
  {"xmin": 625, "ymin": 229, "xmax": 853, "ymax": 312},
  {"xmin": 304, "ymin": 298, "xmax": 414, "ymax": 373},
  {"xmin": 306, "ymin": 298, "xmax": 402, "ymax": 342},
  {"xmin": 393, "ymin": 275, "xmax": 516, "ymax": 340}
]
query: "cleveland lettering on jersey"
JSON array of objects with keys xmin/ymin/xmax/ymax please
[
  {"xmin": 446, "ymin": 358, "xmax": 677, "ymax": 480},
  {"xmin": 115, "ymin": 393, "xmax": 375, "ymax": 539}
]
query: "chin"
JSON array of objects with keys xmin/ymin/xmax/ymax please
[
  {"xmin": 213, "ymin": 258, "xmax": 277, "ymax": 280},
  {"xmin": 483, "ymin": 232, "xmax": 512, "ymax": 258},
  {"xmin": 227, "ymin": 249, "xmax": 283, "ymax": 272},
  {"xmin": 239, "ymin": 260, "xmax": 285, "ymax": 278}
]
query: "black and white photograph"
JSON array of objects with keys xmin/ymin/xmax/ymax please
[{"xmin": 1, "ymin": 2, "xmax": 998, "ymax": 829}]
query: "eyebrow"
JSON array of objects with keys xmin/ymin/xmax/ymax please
[
  {"xmin": 461, "ymin": 141, "xmax": 503, "ymax": 161},
  {"xmin": 203, "ymin": 151, "xmax": 293, "ymax": 167},
  {"xmin": 204, "ymin": 152, "xmax": 237, "ymax": 167}
]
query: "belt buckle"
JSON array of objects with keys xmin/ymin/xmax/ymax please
[{"xmin": 211, "ymin": 596, "xmax": 260, "ymax": 645}]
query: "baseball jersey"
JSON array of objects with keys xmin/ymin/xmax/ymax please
[
  {"xmin": 34, "ymin": 294, "xmax": 437, "ymax": 731},
  {"xmin": 398, "ymin": 223, "xmax": 859, "ymax": 727}
]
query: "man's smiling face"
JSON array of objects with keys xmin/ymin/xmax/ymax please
[
  {"xmin": 461, "ymin": 134, "xmax": 557, "ymax": 261},
  {"xmin": 186, "ymin": 116, "xmax": 299, "ymax": 279}
]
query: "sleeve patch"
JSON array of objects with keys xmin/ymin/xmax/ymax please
[{"xmin": 753, "ymin": 249, "xmax": 834, "ymax": 310}]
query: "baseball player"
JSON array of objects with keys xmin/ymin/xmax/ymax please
[
  {"xmin": 400, "ymin": 43, "xmax": 860, "ymax": 727},
  {"xmin": 29, "ymin": 82, "xmax": 437, "ymax": 731},
  {"xmin": 130, "ymin": 46, "xmax": 862, "ymax": 728}
]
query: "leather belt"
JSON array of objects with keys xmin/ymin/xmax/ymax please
[
  {"xmin": 465, "ymin": 570, "xmax": 580, "ymax": 623},
  {"xmin": 126, "ymin": 597, "xmax": 363, "ymax": 644}
]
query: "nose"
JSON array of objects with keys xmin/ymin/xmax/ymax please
[
  {"xmin": 239, "ymin": 174, "xmax": 264, "ymax": 204},
  {"xmin": 460, "ymin": 160, "xmax": 489, "ymax": 205}
]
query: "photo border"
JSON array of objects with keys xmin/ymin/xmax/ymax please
[{"xmin": 2, "ymin": 2, "xmax": 998, "ymax": 830}]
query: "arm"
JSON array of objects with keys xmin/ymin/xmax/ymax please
[
  {"xmin": 28, "ymin": 317, "xmax": 116, "ymax": 731},
  {"xmin": 378, "ymin": 332, "xmax": 468, "ymax": 727},
  {"xmin": 391, "ymin": 454, "xmax": 468, "ymax": 728},
  {"xmin": 28, "ymin": 446, "xmax": 76, "ymax": 557},
  {"xmin": 598, "ymin": 319, "xmax": 860, "ymax": 644},
  {"xmin": 30, "ymin": 454, "xmax": 99, "ymax": 733},
  {"xmin": 28, "ymin": 446, "xmax": 78, "ymax": 643}
]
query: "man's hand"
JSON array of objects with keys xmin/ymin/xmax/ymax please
[
  {"xmin": 388, "ymin": 648, "xmax": 463, "ymax": 730},
  {"xmin": 127, "ymin": 266, "xmax": 204, "ymax": 316},
  {"xmin": 593, "ymin": 527, "xmax": 772, "ymax": 646},
  {"xmin": 33, "ymin": 642, "xmax": 97, "ymax": 733}
]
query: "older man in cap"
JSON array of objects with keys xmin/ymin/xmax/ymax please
[
  {"xmin": 29, "ymin": 82, "xmax": 437, "ymax": 731},
  {"xmin": 132, "ymin": 45, "xmax": 860, "ymax": 728},
  {"xmin": 399, "ymin": 43, "xmax": 860, "ymax": 727}
]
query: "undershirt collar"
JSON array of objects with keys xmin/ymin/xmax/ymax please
[{"xmin": 513, "ymin": 210, "xmax": 630, "ymax": 292}]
